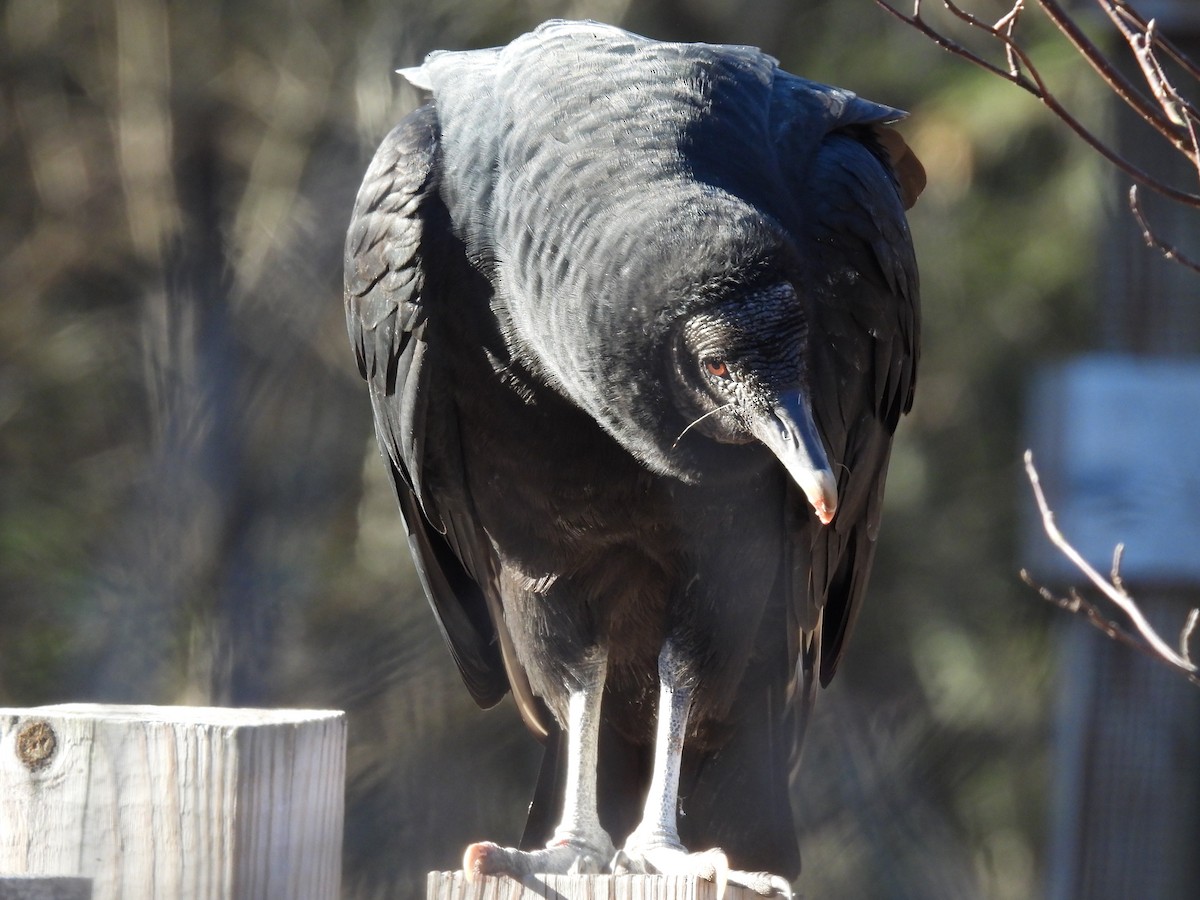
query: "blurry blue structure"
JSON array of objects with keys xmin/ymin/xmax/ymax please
[
  {"xmin": 1026, "ymin": 356, "xmax": 1200, "ymax": 585},
  {"xmin": 1026, "ymin": 4, "xmax": 1200, "ymax": 895},
  {"xmin": 1028, "ymin": 356, "xmax": 1200, "ymax": 899}
]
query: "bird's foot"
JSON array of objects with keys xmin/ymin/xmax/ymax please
[
  {"xmin": 616, "ymin": 833, "xmax": 791, "ymax": 898},
  {"xmin": 463, "ymin": 831, "xmax": 615, "ymax": 881},
  {"xmin": 725, "ymin": 870, "xmax": 792, "ymax": 897}
]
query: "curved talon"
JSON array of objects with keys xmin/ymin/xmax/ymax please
[
  {"xmin": 730, "ymin": 871, "xmax": 793, "ymax": 898},
  {"xmin": 610, "ymin": 848, "xmax": 633, "ymax": 875},
  {"xmin": 618, "ymin": 840, "xmax": 791, "ymax": 899},
  {"xmin": 462, "ymin": 838, "xmax": 611, "ymax": 881},
  {"xmin": 619, "ymin": 841, "xmax": 728, "ymax": 881},
  {"xmin": 710, "ymin": 851, "xmax": 728, "ymax": 900},
  {"xmin": 462, "ymin": 842, "xmax": 502, "ymax": 881}
]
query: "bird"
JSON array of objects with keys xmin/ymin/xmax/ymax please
[{"xmin": 344, "ymin": 19, "xmax": 922, "ymax": 895}]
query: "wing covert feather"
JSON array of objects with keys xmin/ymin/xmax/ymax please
[
  {"xmin": 344, "ymin": 103, "xmax": 511, "ymax": 709},
  {"xmin": 779, "ymin": 114, "xmax": 921, "ymax": 689}
]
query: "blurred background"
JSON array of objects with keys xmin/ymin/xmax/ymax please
[{"xmin": 5, "ymin": 0, "xmax": 1190, "ymax": 897}]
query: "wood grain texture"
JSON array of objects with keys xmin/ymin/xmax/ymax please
[
  {"xmin": 0, "ymin": 704, "xmax": 345, "ymax": 900},
  {"xmin": 427, "ymin": 872, "xmax": 769, "ymax": 900}
]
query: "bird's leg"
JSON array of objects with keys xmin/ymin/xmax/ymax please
[
  {"xmin": 551, "ymin": 650, "xmax": 609, "ymax": 850},
  {"xmin": 627, "ymin": 667, "xmax": 691, "ymax": 853},
  {"xmin": 463, "ymin": 650, "xmax": 614, "ymax": 880},
  {"xmin": 618, "ymin": 645, "xmax": 792, "ymax": 897},
  {"xmin": 619, "ymin": 653, "xmax": 726, "ymax": 880}
]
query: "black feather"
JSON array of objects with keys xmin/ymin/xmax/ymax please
[{"xmin": 345, "ymin": 19, "xmax": 921, "ymax": 877}]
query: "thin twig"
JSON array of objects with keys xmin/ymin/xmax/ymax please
[
  {"xmin": 1103, "ymin": 3, "xmax": 1200, "ymax": 147},
  {"xmin": 1183, "ymin": 89, "xmax": 1200, "ymax": 185},
  {"xmin": 1110, "ymin": 543, "xmax": 1126, "ymax": 594},
  {"xmin": 1182, "ymin": 608, "xmax": 1200, "ymax": 665},
  {"xmin": 1021, "ymin": 570, "xmax": 1142, "ymax": 652},
  {"xmin": 1099, "ymin": 1, "xmax": 1200, "ymax": 214},
  {"xmin": 1130, "ymin": 19, "xmax": 1194, "ymax": 127},
  {"xmin": 1022, "ymin": 569, "xmax": 1200, "ymax": 687},
  {"xmin": 871, "ymin": 0, "xmax": 1200, "ymax": 208},
  {"xmin": 995, "ymin": 0, "xmax": 1025, "ymax": 77},
  {"xmin": 1128, "ymin": 185, "xmax": 1200, "ymax": 273},
  {"xmin": 1024, "ymin": 451, "xmax": 1200, "ymax": 685},
  {"xmin": 1041, "ymin": 0, "xmax": 1191, "ymax": 152},
  {"xmin": 1099, "ymin": 0, "xmax": 1200, "ymax": 84},
  {"xmin": 873, "ymin": 0, "xmax": 1024, "ymax": 85}
]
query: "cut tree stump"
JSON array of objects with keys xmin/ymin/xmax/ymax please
[
  {"xmin": 0, "ymin": 704, "xmax": 345, "ymax": 900},
  {"xmin": 427, "ymin": 872, "xmax": 775, "ymax": 900}
]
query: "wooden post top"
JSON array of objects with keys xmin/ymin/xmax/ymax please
[{"xmin": 427, "ymin": 871, "xmax": 781, "ymax": 900}]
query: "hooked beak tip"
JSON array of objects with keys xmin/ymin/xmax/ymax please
[
  {"xmin": 749, "ymin": 395, "xmax": 839, "ymax": 526},
  {"xmin": 808, "ymin": 471, "xmax": 838, "ymax": 526}
]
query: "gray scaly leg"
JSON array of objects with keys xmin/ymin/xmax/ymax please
[{"xmin": 464, "ymin": 650, "xmax": 614, "ymax": 879}]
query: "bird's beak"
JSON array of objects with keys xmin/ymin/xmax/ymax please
[{"xmin": 750, "ymin": 390, "xmax": 838, "ymax": 525}]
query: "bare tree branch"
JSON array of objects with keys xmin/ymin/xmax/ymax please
[
  {"xmin": 1182, "ymin": 608, "xmax": 1199, "ymax": 665},
  {"xmin": 1129, "ymin": 185, "xmax": 1200, "ymax": 272},
  {"xmin": 1113, "ymin": 15, "xmax": 1192, "ymax": 127},
  {"xmin": 1046, "ymin": 0, "xmax": 1191, "ymax": 149},
  {"xmin": 1019, "ymin": 570, "xmax": 1168, "ymax": 661},
  {"xmin": 1023, "ymin": 451, "xmax": 1200, "ymax": 686},
  {"xmin": 1103, "ymin": 0, "xmax": 1200, "ymax": 86},
  {"xmin": 874, "ymin": 0, "xmax": 1200, "ymax": 268},
  {"xmin": 991, "ymin": 0, "xmax": 1025, "ymax": 77}
]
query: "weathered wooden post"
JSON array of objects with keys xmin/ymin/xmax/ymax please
[
  {"xmin": 0, "ymin": 704, "xmax": 346, "ymax": 900},
  {"xmin": 427, "ymin": 872, "xmax": 771, "ymax": 900}
]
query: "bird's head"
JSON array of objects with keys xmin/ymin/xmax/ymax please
[
  {"xmin": 522, "ymin": 182, "xmax": 840, "ymax": 526},
  {"xmin": 667, "ymin": 282, "xmax": 837, "ymax": 525}
]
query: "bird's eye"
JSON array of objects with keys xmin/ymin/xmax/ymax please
[{"xmin": 704, "ymin": 359, "xmax": 730, "ymax": 379}]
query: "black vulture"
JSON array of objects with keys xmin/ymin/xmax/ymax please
[{"xmin": 344, "ymin": 19, "xmax": 922, "ymax": 894}]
